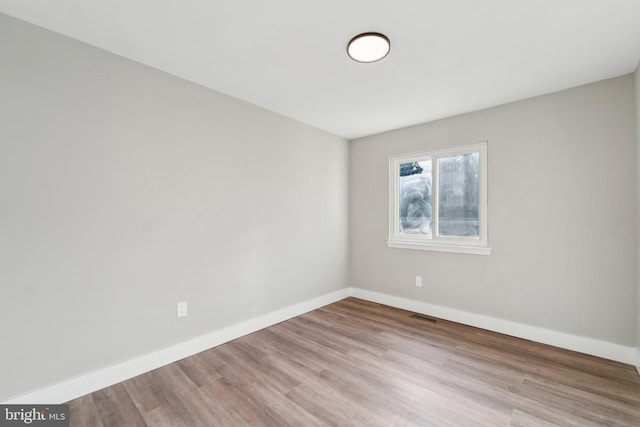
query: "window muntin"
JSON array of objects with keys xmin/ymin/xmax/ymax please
[{"xmin": 388, "ymin": 142, "xmax": 489, "ymax": 255}]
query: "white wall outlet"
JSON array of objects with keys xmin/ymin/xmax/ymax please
[
  {"xmin": 415, "ymin": 276, "xmax": 423, "ymax": 287},
  {"xmin": 177, "ymin": 301, "xmax": 188, "ymax": 318}
]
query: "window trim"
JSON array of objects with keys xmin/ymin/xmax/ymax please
[{"xmin": 387, "ymin": 141, "xmax": 491, "ymax": 255}]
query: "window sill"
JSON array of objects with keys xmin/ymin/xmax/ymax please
[{"xmin": 386, "ymin": 240, "xmax": 491, "ymax": 255}]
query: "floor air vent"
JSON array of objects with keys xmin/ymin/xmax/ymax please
[{"xmin": 409, "ymin": 313, "xmax": 438, "ymax": 323}]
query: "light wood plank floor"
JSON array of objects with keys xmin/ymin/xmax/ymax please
[{"xmin": 68, "ymin": 297, "xmax": 640, "ymax": 426}]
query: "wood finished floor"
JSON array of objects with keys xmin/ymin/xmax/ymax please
[{"xmin": 68, "ymin": 298, "xmax": 640, "ymax": 426}]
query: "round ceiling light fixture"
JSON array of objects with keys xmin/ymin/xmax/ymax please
[{"xmin": 347, "ymin": 32, "xmax": 390, "ymax": 63}]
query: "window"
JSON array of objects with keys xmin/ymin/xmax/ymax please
[{"xmin": 388, "ymin": 142, "xmax": 490, "ymax": 255}]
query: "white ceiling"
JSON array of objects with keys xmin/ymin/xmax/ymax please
[{"xmin": 1, "ymin": 0, "xmax": 640, "ymax": 140}]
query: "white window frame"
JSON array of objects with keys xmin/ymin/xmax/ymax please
[{"xmin": 387, "ymin": 141, "xmax": 490, "ymax": 255}]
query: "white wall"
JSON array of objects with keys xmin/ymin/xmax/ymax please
[
  {"xmin": 349, "ymin": 75, "xmax": 637, "ymax": 348},
  {"xmin": 0, "ymin": 14, "xmax": 348, "ymax": 401}
]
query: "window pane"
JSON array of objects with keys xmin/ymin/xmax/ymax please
[
  {"xmin": 399, "ymin": 160, "xmax": 432, "ymax": 235},
  {"xmin": 438, "ymin": 153, "xmax": 479, "ymax": 237}
]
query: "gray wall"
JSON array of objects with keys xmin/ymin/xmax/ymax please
[
  {"xmin": 349, "ymin": 75, "xmax": 637, "ymax": 347},
  {"xmin": 0, "ymin": 14, "xmax": 348, "ymax": 401},
  {"xmin": 636, "ymin": 63, "xmax": 640, "ymax": 360}
]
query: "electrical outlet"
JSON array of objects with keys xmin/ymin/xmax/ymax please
[
  {"xmin": 177, "ymin": 301, "xmax": 188, "ymax": 318},
  {"xmin": 415, "ymin": 276, "xmax": 423, "ymax": 287}
]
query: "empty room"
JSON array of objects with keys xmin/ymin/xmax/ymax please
[{"xmin": 1, "ymin": 1, "xmax": 640, "ymax": 426}]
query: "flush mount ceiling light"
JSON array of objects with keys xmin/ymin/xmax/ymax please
[{"xmin": 347, "ymin": 32, "xmax": 390, "ymax": 63}]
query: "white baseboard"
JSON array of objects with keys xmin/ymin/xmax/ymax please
[
  {"xmin": 4, "ymin": 286, "xmax": 636, "ymax": 404},
  {"xmin": 2, "ymin": 288, "xmax": 350, "ymax": 404},
  {"xmin": 349, "ymin": 287, "xmax": 637, "ymax": 365}
]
